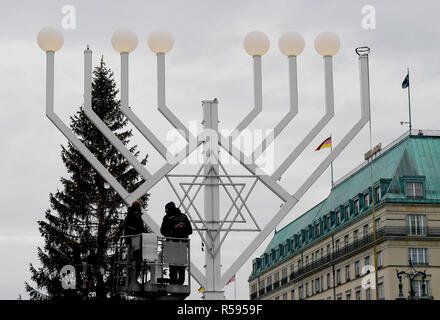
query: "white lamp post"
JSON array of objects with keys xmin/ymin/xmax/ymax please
[{"xmin": 38, "ymin": 27, "xmax": 371, "ymax": 300}]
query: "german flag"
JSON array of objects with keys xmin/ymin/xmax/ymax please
[{"xmin": 315, "ymin": 136, "xmax": 332, "ymax": 151}]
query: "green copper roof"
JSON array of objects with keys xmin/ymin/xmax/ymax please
[{"xmin": 250, "ymin": 132, "xmax": 440, "ymax": 279}]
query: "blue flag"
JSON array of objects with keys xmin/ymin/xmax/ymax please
[{"xmin": 402, "ymin": 73, "xmax": 409, "ymax": 89}]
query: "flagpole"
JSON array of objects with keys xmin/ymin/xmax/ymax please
[
  {"xmin": 330, "ymin": 134, "xmax": 334, "ymax": 189},
  {"xmin": 407, "ymin": 68, "xmax": 412, "ymax": 134},
  {"xmin": 234, "ymin": 276, "xmax": 237, "ymax": 300}
]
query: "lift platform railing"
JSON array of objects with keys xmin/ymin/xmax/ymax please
[{"xmin": 112, "ymin": 234, "xmax": 191, "ymax": 299}]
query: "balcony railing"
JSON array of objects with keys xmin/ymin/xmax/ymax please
[{"xmin": 251, "ymin": 226, "xmax": 440, "ymax": 299}]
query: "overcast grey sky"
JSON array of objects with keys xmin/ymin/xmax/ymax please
[{"xmin": 1, "ymin": 0, "xmax": 440, "ymax": 300}]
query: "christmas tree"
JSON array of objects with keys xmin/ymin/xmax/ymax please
[{"xmin": 25, "ymin": 58, "xmax": 149, "ymax": 300}]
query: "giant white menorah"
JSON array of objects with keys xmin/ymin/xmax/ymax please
[{"xmin": 37, "ymin": 27, "xmax": 371, "ymax": 300}]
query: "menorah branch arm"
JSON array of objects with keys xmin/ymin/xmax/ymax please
[
  {"xmin": 120, "ymin": 53, "xmax": 169, "ymax": 159},
  {"xmin": 45, "ymin": 51, "xmax": 205, "ymax": 286},
  {"xmin": 221, "ymin": 196, "xmax": 298, "ymax": 287},
  {"xmin": 126, "ymin": 138, "xmax": 203, "ymax": 203},
  {"xmin": 232, "ymin": 56, "xmax": 263, "ymax": 137},
  {"xmin": 251, "ymin": 55, "xmax": 299, "ymax": 160},
  {"xmin": 156, "ymin": 53, "xmax": 197, "ymax": 144},
  {"xmin": 271, "ymin": 56, "xmax": 335, "ymax": 180},
  {"xmin": 81, "ymin": 49, "xmax": 152, "ymax": 180},
  {"xmin": 218, "ymin": 134, "xmax": 291, "ymax": 202},
  {"xmin": 293, "ymin": 53, "xmax": 371, "ymax": 200},
  {"xmin": 45, "ymin": 51, "xmax": 129, "ymax": 201}
]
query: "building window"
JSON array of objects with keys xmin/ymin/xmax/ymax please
[
  {"xmin": 281, "ymin": 268, "xmax": 287, "ymax": 284},
  {"xmin": 364, "ymin": 193, "xmax": 370, "ymax": 208},
  {"xmin": 375, "ymin": 218, "xmax": 381, "ymax": 231},
  {"xmin": 414, "ymin": 280, "xmax": 430, "ymax": 298},
  {"xmin": 407, "ymin": 214, "xmax": 427, "ymax": 235},
  {"xmin": 344, "ymin": 205, "xmax": 350, "ymax": 220},
  {"xmin": 355, "ymin": 261, "xmax": 360, "ymax": 277},
  {"xmin": 259, "ymin": 280, "xmax": 265, "ymax": 294},
  {"xmin": 251, "ymin": 284, "xmax": 257, "ymax": 297},
  {"xmin": 377, "ymin": 251, "xmax": 383, "ymax": 268},
  {"xmin": 363, "ymin": 224, "xmax": 369, "ymax": 238},
  {"xmin": 327, "ymin": 244, "xmax": 331, "ymax": 255},
  {"xmin": 326, "ymin": 215, "xmax": 331, "ymax": 230},
  {"xmin": 345, "ymin": 265, "xmax": 351, "ymax": 281},
  {"xmin": 354, "ymin": 229, "xmax": 359, "ymax": 242},
  {"xmin": 375, "ymin": 186, "xmax": 381, "ymax": 202},
  {"xmin": 409, "ymin": 248, "xmax": 428, "ymax": 265},
  {"xmin": 274, "ymin": 272, "xmax": 280, "ymax": 288},
  {"xmin": 320, "ymin": 275, "xmax": 324, "ymax": 292},
  {"xmin": 366, "ymin": 288, "xmax": 371, "ymax": 300},
  {"xmin": 406, "ymin": 182, "xmax": 423, "ymax": 199},
  {"xmin": 378, "ymin": 280, "xmax": 384, "ymax": 300},
  {"xmin": 314, "ymin": 278, "xmax": 320, "ymax": 293},
  {"xmin": 336, "ymin": 211, "xmax": 341, "ymax": 224},
  {"xmin": 336, "ymin": 269, "xmax": 341, "ymax": 285},
  {"xmin": 354, "ymin": 199, "xmax": 360, "ymax": 214},
  {"xmin": 299, "ymin": 285, "xmax": 304, "ymax": 300},
  {"xmin": 344, "ymin": 235, "xmax": 349, "ymax": 249},
  {"xmin": 346, "ymin": 291, "xmax": 352, "ymax": 300},
  {"xmin": 305, "ymin": 283, "xmax": 309, "ymax": 297},
  {"xmin": 291, "ymin": 289, "xmax": 295, "ymax": 300},
  {"xmin": 327, "ymin": 273, "xmax": 331, "ymax": 289},
  {"xmin": 335, "ymin": 239, "xmax": 340, "ymax": 251},
  {"xmin": 355, "ymin": 289, "xmax": 361, "ymax": 300},
  {"xmin": 266, "ymin": 276, "xmax": 272, "ymax": 292},
  {"xmin": 283, "ymin": 292, "xmax": 288, "ymax": 300},
  {"xmin": 290, "ymin": 264, "xmax": 294, "ymax": 276},
  {"xmin": 364, "ymin": 256, "xmax": 370, "ymax": 269}
]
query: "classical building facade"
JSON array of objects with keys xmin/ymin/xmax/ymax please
[{"xmin": 248, "ymin": 131, "xmax": 440, "ymax": 300}]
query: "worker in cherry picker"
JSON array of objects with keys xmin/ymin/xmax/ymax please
[
  {"xmin": 160, "ymin": 201, "xmax": 193, "ymax": 285},
  {"xmin": 124, "ymin": 200, "xmax": 150, "ymax": 261}
]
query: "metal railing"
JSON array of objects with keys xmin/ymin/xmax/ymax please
[{"xmin": 113, "ymin": 234, "xmax": 191, "ymax": 298}]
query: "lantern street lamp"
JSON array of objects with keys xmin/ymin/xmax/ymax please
[{"xmin": 396, "ymin": 260, "xmax": 429, "ymax": 300}]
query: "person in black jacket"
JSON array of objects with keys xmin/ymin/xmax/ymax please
[
  {"xmin": 123, "ymin": 200, "xmax": 150, "ymax": 285},
  {"xmin": 124, "ymin": 200, "xmax": 149, "ymax": 237},
  {"xmin": 160, "ymin": 201, "xmax": 192, "ymax": 285}
]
